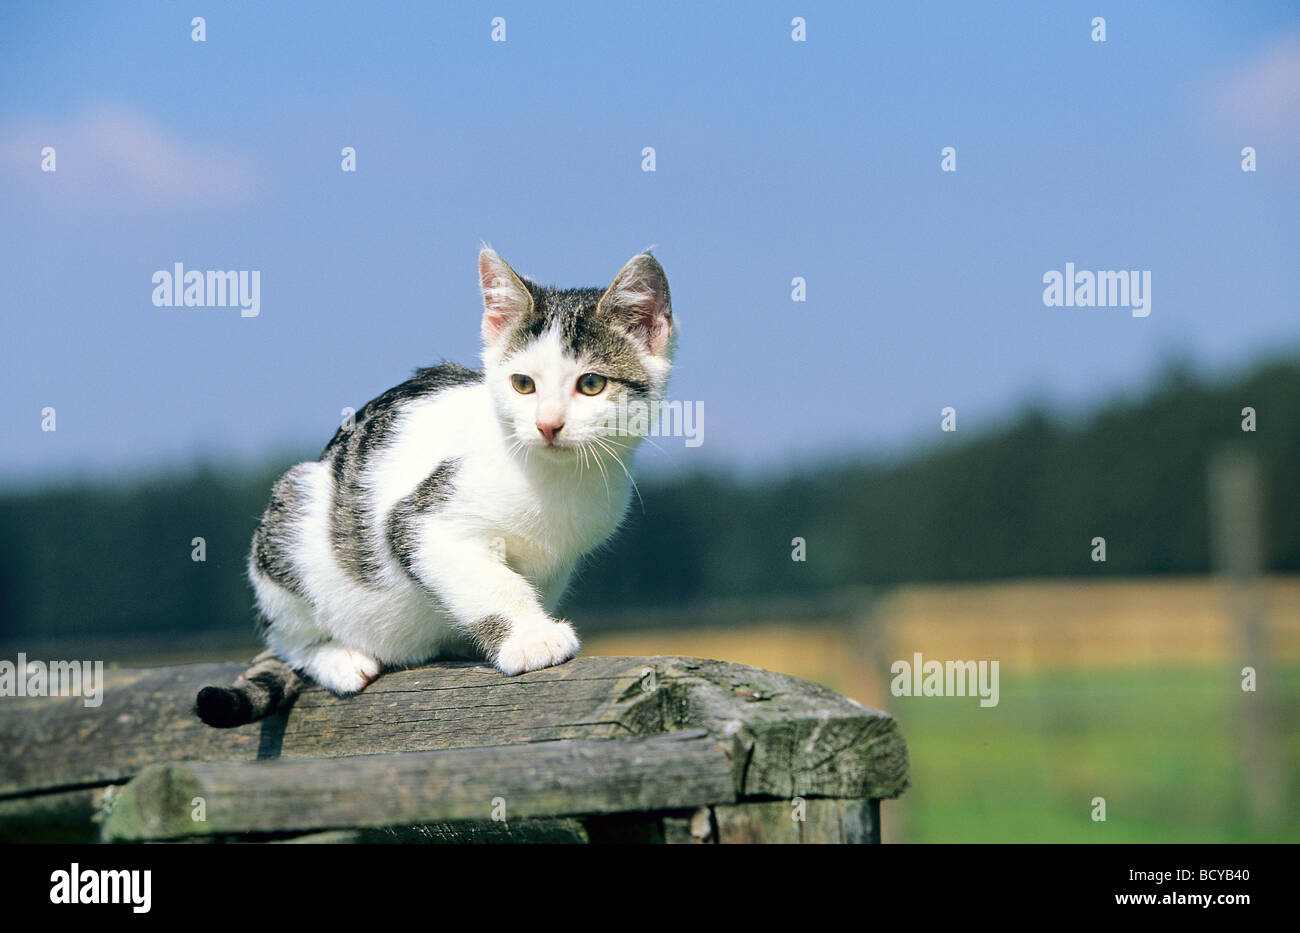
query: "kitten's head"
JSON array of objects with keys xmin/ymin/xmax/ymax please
[{"xmin": 477, "ymin": 248, "xmax": 674, "ymax": 457}]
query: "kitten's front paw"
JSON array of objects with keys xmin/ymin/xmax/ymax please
[
  {"xmin": 306, "ymin": 643, "xmax": 381, "ymax": 695},
  {"xmin": 494, "ymin": 620, "xmax": 580, "ymax": 676}
]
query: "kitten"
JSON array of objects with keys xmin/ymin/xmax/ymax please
[{"xmin": 195, "ymin": 248, "xmax": 673, "ymax": 727}]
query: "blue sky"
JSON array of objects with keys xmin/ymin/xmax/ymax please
[{"xmin": 2, "ymin": 1, "xmax": 1298, "ymax": 486}]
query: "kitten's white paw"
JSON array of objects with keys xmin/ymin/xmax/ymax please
[
  {"xmin": 494, "ymin": 620, "xmax": 580, "ymax": 676},
  {"xmin": 305, "ymin": 643, "xmax": 381, "ymax": 695}
]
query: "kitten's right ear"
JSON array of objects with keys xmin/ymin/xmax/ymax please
[{"xmin": 479, "ymin": 248, "xmax": 533, "ymax": 344}]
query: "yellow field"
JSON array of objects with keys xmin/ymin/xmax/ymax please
[{"xmin": 584, "ymin": 575, "xmax": 1300, "ymax": 709}]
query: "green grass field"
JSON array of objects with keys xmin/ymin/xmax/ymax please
[{"xmin": 886, "ymin": 665, "xmax": 1300, "ymax": 843}]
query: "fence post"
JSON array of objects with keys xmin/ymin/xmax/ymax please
[{"xmin": 1208, "ymin": 449, "xmax": 1282, "ymax": 829}]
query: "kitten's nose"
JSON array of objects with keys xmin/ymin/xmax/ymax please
[{"xmin": 537, "ymin": 420, "xmax": 564, "ymax": 445}]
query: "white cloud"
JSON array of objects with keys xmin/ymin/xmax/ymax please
[
  {"xmin": 1201, "ymin": 35, "xmax": 1300, "ymax": 155},
  {"xmin": 0, "ymin": 104, "xmax": 264, "ymax": 213}
]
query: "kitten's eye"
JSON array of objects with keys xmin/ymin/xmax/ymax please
[
  {"xmin": 510, "ymin": 374, "xmax": 536, "ymax": 394},
  {"xmin": 576, "ymin": 373, "xmax": 607, "ymax": 396}
]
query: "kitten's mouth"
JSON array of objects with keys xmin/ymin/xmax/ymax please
[{"xmin": 522, "ymin": 436, "xmax": 575, "ymax": 454}]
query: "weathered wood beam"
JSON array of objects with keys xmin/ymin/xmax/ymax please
[
  {"xmin": 102, "ymin": 730, "xmax": 734, "ymax": 842},
  {"xmin": 646, "ymin": 658, "xmax": 909, "ymax": 800},
  {"xmin": 711, "ymin": 798, "xmax": 880, "ymax": 843},
  {"xmin": 272, "ymin": 819, "xmax": 591, "ymax": 844},
  {"xmin": 1, "ymin": 656, "xmax": 908, "ymax": 805},
  {"xmin": 3, "ymin": 655, "xmax": 908, "ymax": 842}
]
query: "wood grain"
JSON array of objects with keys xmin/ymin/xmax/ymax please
[{"xmin": 1, "ymin": 655, "xmax": 909, "ymax": 842}]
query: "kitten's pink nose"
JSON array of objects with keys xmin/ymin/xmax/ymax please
[{"xmin": 537, "ymin": 420, "xmax": 564, "ymax": 445}]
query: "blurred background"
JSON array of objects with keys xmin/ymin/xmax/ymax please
[{"xmin": 2, "ymin": 2, "xmax": 1297, "ymax": 842}]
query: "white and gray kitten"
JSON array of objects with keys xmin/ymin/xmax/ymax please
[{"xmin": 196, "ymin": 248, "xmax": 673, "ymax": 726}]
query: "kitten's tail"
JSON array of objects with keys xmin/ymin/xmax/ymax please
[{"xmin": 195, "ymin": 650, "xmax": 304, "ymax": 728}]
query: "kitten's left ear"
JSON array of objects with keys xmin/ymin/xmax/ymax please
[{"xmin": 598, "ymin": 253, "xmax": 673, "ymax": 356}]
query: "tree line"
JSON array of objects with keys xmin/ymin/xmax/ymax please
[{"xmin": 2, "ymin": 358, "xmax": 1296, "ymax": 641}]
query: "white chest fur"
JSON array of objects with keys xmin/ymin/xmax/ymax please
[{"xmin": 371, "ymin": 384, "xmax": 632, "ymax": 584}]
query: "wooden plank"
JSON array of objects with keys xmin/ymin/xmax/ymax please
[
  {"xmin": 711, "ymin": 798, "xmax": 879, "ymax": 844},
  {"xmin": 103, "ymin": 730, "xmax": 735, "ymax": 841},
  {"xmin": 267, "ymin": 801, "xmax": 879, "ymax": 845},
  {"xmin": 1, "ymin": 656, "xmax": 909, "ymax": 806},
  {"xmin": 605, "ymin": 798, "xmax": 879, "ymax": 844},
  {"xmin": 1, "ymin": 659, "xmax": 637, "ymax": 797},
  {"xmin": 273, "ymin": 819, "xmax": 590, "ymax": 844},
  {"xmin": 646, "ymin": 658, "xmax": 910, "ymax": 800}
]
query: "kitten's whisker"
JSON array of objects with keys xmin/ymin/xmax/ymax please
[
  {"xmin": 635, "ymin": 434, "xmax": 668, "ymax": 456},
  {"xmin": 592, "ymin": 435, "xmax": 644, "ymax": 514},
  {"xmin": 586, "ymin": 440, "xmax": 613, "ymax": 506}
]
